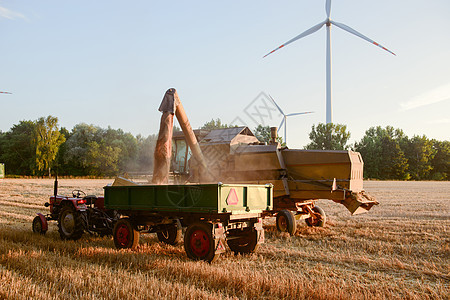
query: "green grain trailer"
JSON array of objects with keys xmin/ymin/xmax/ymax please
[{"xmin": 104, "ymin": 183, "xmax": 272, "ymax": 262}]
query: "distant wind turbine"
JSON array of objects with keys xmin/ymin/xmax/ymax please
[
  {"xmin": 264, "ymin": 0, "xmax": 395, "ymax": 124},
  {"xmin": 269, "ymin": 94, "xmax": 313, "ymax": 145}
]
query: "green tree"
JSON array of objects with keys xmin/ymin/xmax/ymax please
[
  {"xmin": 353, "ymin": 127, "xmax": 382, "ymax": 178},
  {"xmin": 0, "ymin": 121, "xmax": 36, "ymax": 175},
  {"xmin": 34, "ymin": 116, "xmax": 65, "ymax": 177},
  {"xmin": 429, "ymin": 140, "xmax": 449, "ymax": 180},
  {"xmin": 103, "ymin": 126, "xmax": 138, "ymax": 172},
  {"xmin": 354, "ymin": 126, "xmax": 409, "ymax": 180},
  {"xmin": 64, "ymin": 123, "xmax": 102, "ymax": 176},
  {"xmin": 86, "ymin": 141, "xmax": 122, "ymax": 176},
  {"xmin": 379, "ymin": 135, "xmax": 409, "ymax": 180},
  {"xmin": 305, "ymin": 123, "xmax": 351, "ymax": 150},
  {"xmin": 0, "ymin": 130, "xmax": 5, "ymax": 162},
  {"xmin": 55, "ymin": 127, "xmax": 71, "ymax": 175},
  {"xmin": 64, "ymin": 123, "xmax": 140, "ymax": 176},
  {"xmin": 201, "ymin": 118, "xmax": 232, "ymax": 130},
  {"xmin": 403, "ymin": 135, "xmax": 436, "ymax": 180}
]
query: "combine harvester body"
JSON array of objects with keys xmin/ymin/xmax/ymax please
[{"xmin": 173, "ymin": 126, "xmax": 377, "ymax": 234}]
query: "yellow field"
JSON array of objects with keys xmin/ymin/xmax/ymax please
[{"xmin": 0, "ymin": 179, "xmax": 448, "ymax": 299}]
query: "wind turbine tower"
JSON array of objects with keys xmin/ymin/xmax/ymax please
[{"xmin": 264, "ymin": 0, "xmax": 395, "ymax": 124}]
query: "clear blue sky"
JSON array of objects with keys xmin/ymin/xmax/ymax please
[{"xmin": 1, "ymin": 0, "xmax": 449, "ymax": 148}]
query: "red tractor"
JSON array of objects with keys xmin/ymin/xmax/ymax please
[{"xmin": 32, "ymin": 176, "xmax": 120, "ymax": 240}]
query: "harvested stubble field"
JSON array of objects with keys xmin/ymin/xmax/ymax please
[{"xmin": 0, "ymin": 179, "xmax": 448, "ymax": 299}]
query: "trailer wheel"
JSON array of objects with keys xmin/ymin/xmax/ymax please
[
  {"xmin": 113, "ymin": 218, "xmax": 140, "ymax": 249},
  {"xmin": 157, "ymin": 219, "xmax": 182, "ymax": 245},
  {"xmin": 276, "ymin": 209, "xmax": 296, "ymax": 235},
  {"xmin": 227, "ymin": 229, "xmax": 259, "ymax": 254},
  {"xmin": 58, "ymin": 205, "xmax": 84, "ymax": 240},
  {"xmin": 305, "ymin": 205, "xmax": 326, "ymax": 227},
  {"xmin": 184, "ymin": 222, "xmax": 217, "ymax": 262},
  {"xmin": 32, "ymin": 216, "xmax": 47, "ymax": 235}
]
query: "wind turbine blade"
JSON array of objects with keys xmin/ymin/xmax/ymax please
[
  {"xmin": 330, "ymin": 20, "xmax": 396, "ymax": 56},
  {"xmin": 268, "ymin": 94, "xmax": 285, "ymax": 115},
  {"xmin": 0, "ymin": 91, "xmax": 12, "ymax": 94},
  {"xmin": 286, "ymin": 111, "xmax": 314, "ymax": 117},
  {"xmin": 326, "ymin": 0, "xmax": 331, "ymax": 18},
  {"xmin": 263, "ymin": 20, "xmax": 327, "ymax": 58},
  {"xmin": 277, "ymin": 118, "xmax": 285, "ymax": 134}
]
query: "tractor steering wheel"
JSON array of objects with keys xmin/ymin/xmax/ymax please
[{"xmin": 72, "ymin": 190, "xmax": 86, "ymax": 198}]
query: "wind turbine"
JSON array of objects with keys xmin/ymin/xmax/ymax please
[
  {"xmin": 269, "ymin": 94, "xmax": 313, "ymax": 145},
  {"xmin": 0, "ymin": 91, "xmax": 12, "ymax": 94},
  {"xmin": 264, "ymin": 0, "xmax": 395, "ymax": 124}
]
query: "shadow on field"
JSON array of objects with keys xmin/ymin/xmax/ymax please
[{"xmin": 0, "ymin": 228, "xmax": 187, "ymax": 262}]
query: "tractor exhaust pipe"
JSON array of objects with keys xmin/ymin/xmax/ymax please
[{"xmin": 53, "ymin": 172, "xmax": 58, "ymax": 199}]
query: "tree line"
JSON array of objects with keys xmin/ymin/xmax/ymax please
[
  {"xmin": 303, "ymin": 123, "xmax": 448, "ymax": 181},
  {"xmin": 0, "ymin": 116, "xmax": 448, "ymax": 180},
  {"xmin": 0, "ymin": 116, "xmax": 157, "ymax": 177}
]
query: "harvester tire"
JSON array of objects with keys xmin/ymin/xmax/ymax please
[
  {"xmin": 305, "ymin": 205, "xmax": 326, "ymax": 227},
  {"xmin": 184, "ymin": 222, "xmax": 217, "ymax": 263},
  {"xmin": 276, "ymin": 209, "xmax": 296, "ymax": 235},
  {"xmin": 113, "ymin": 218, "xmax": 139, "ymax": 249},
  {"xmin": 157, "ymin": 219, "xmax": 182, "ymax": 245},
  {"xmin": 227, "ymin": 229, "xmax": 259, "ymax": 254},
  {"xmin": 32, "ymin": 216, "xmax": 47, "ymax": 235},
  {"xmin": 58, "ymin": 205, "xmax": 84, "ymax": 240}
]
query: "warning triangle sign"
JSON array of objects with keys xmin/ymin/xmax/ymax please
[{"xmin": 226, "ymin": 188, "xmax": 239, "ymax": 205}]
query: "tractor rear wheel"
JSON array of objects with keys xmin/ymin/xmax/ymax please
[
  {"xmin": 58, "ymin": 205, "xmax": 84, "ymax": 240},
  {"xmin": 184, "ymin": 222, "xmax": 217, "ymax": 262},
  {"xmin": 305, "ymin": 205, "xmax": 326, "ymax": 227},
  {"xmin": 227, "ymin": 229, "xmax": 259, "ymax": 254},
  {"xmin": 32, "ymin": 216, "xmax": 47, "ymax": 235},
  {"xmin": 113, "ymin": 218, "xmax": 140, "ymax": 249},
  {"xmin": 276, "ymin": 209, "xmax": 296, "ymax": 235},
  {"xmin": 157, "ymin": 219, "xmax": 182, "ymax": 245}
]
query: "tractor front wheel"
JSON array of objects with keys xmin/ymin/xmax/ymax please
[
  {"xmin": 113, "ymin": 218, "xmax": 140, "ymax": 249},
  {"xmin": 157, "ymin": 219, "xmax": 182, "ymax": 245},
  {"xmin": 305, "ymin": 205, "xmax": 326, "ymax": 227},
  {"xmin": 184, "ymin": 222, "xmax": 217, "ymax": 262},
  {"xmin": 276, "ymin": 209, "xmax": 296, "ymax": 235},
  {"xmin": 32, "ymin": 215, "xmax": 47, "ymax": 235},
  {"xmin": 58, "ymin": 206, "xmax": 84, "ymax": 240}
]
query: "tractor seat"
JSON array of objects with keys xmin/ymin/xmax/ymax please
[{"xmin": 83, "ymin": 195, "xmax": 97, "ymax": 205}]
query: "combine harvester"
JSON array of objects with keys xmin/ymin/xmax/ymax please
[{"xmin": 170, "ymin": 105, "xmax": 378, "ymax": 235}]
